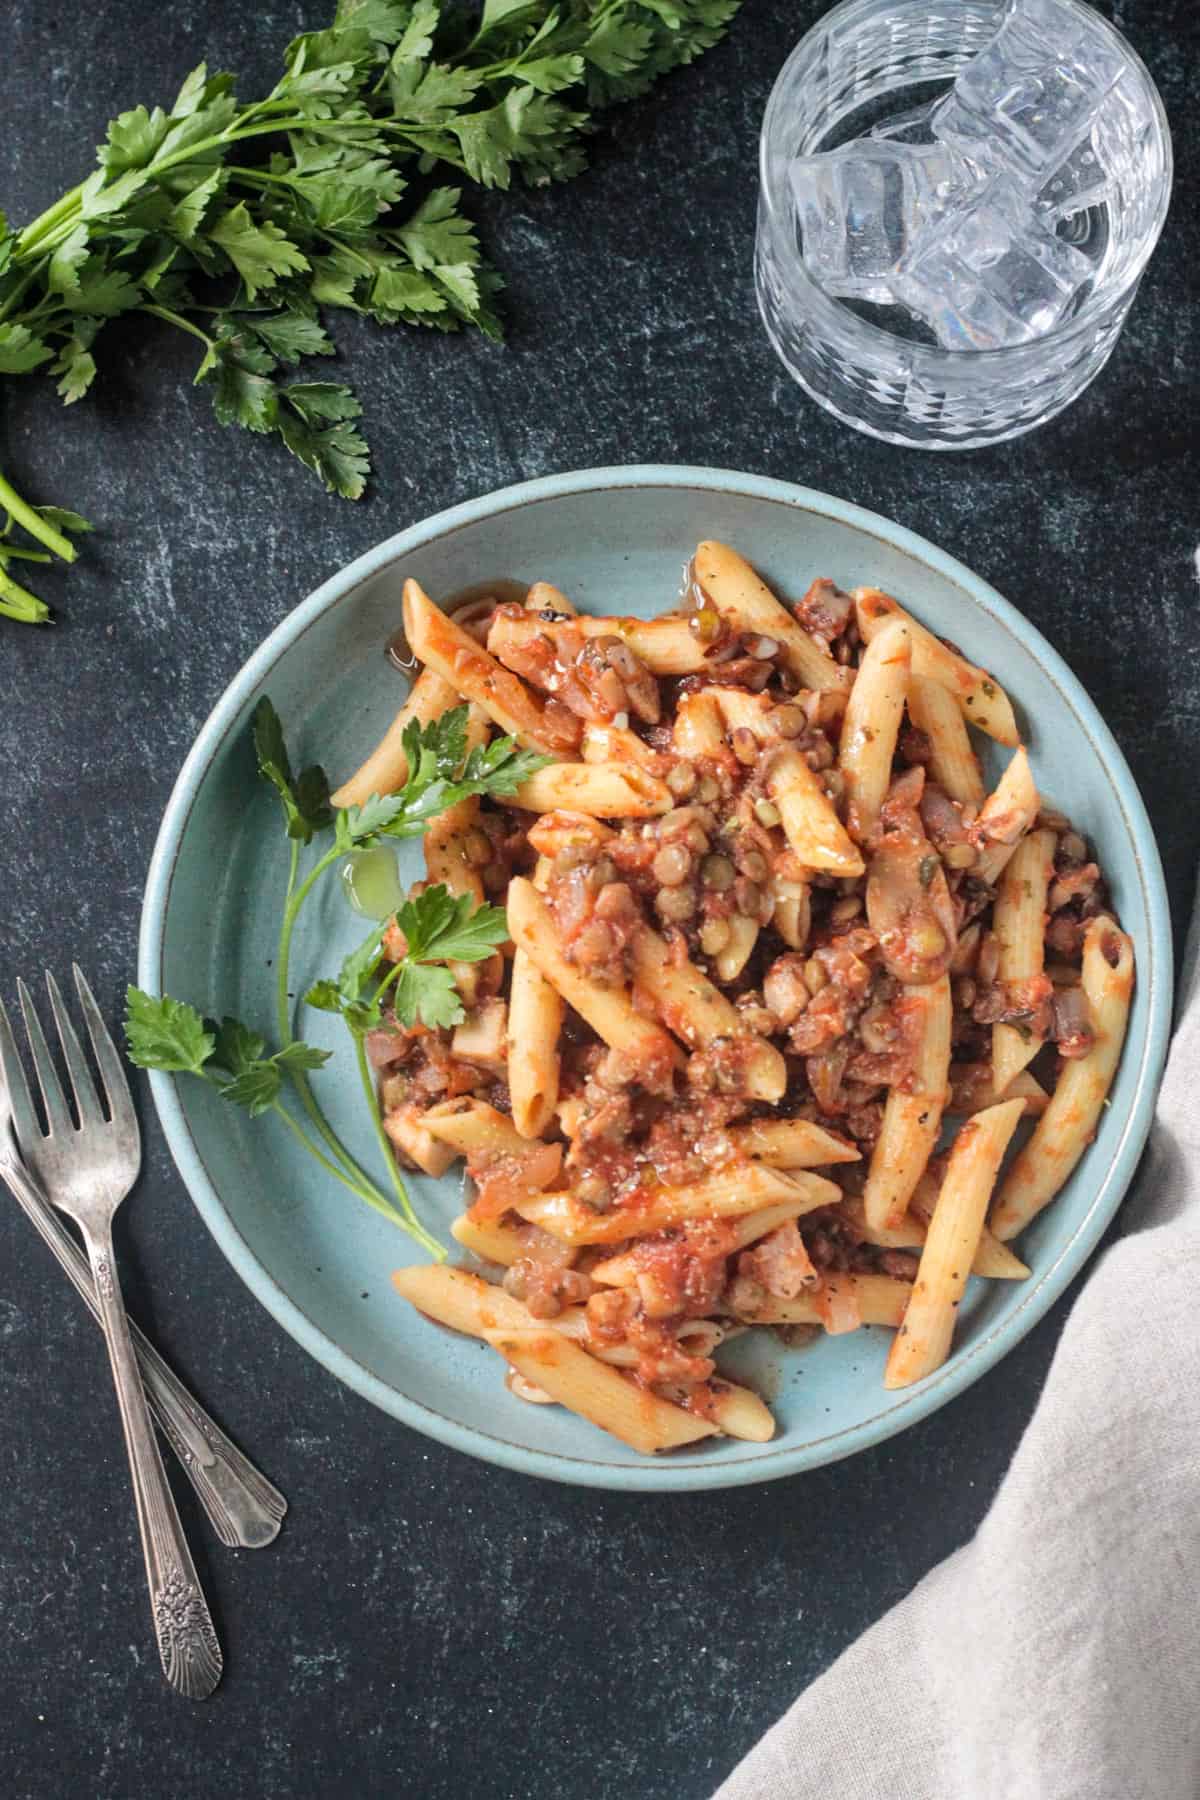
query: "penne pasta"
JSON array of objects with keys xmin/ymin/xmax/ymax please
[
  {"xmin": 706, "ymin": 1381, "xmax": 776, "ymax": 1443},
  {"xmin": 838, "ymin": 615, "xmax": 912, "ymax": 845},
  {"xmin": 843, "ymin": 1193, "xmax": 1030, "ymax": 1280},
  {"xmin": 393, "ymin": 1268, "xmax": 719, "ymax": 1450},
  {"xmin": 713, "ymin": 913, "xmax": 760, "ymax": 983},
  {"xmin": 702, "ymin": 686, "xmax": 780, "ymax": 743},
  {"xmin": 524, "ymin": 580, "xmax": 576, "ymax": 615},
  {"xmin": 580, "ymin": 721, "xmax": 669, "ymax": 773},
  {"xmin": 571, "ymin": 612, "xmax": 713, "ymax": 676},
  {"xmin": 726, "ymin": 1118, "xmax": 861, "ymax": 1168},
  {"xmin": 907, "ymin": 672, "xmax": 986, "ymax": 808},
  {"xmin": 628, "ymin": 925, "xmax": 787, "ymax": 1101},
  {"xmin": 515, "ymin": 1165, "xmax": 841, "ymax": 1246},
  {"xmin": 526, "ymin": 809, "xmax": 613, "ymax": 860},
  {"xmin": 862, "ymin": 976, "xmax": 952, "ymax": 1231},
  {"xmin": 403, "ymin": 577, "xmax": 579, "ymax": 754},
  {"xmin": 383, "ymin": 1104, "xmax": 457, "ymax": 1178},
  {"xmin": 507, "ymin": 943, "xmax": 563, "ymax": 1139},
  {"xmin": 766, "ymin": 746, "xmax": 865, "ymax": 877},
  {"xmin": 589, "ymin": 1197, "xmax": 828, "ymax": 1288},
  {"xmin": 991, "ymin": 827, "xmax": 1057, "ymax": 1096},
  {"xmin": 854, "ymin": 587, "xmax": 1020, "ymax": 745},
  {"xmin": 693, "ymin": 540, "xmax": 853, "ymax": 692},
  {"xmin": 552, "ymin": 1308, "xmax": 732, "ymax": 1367},
  {"xmin": 771, "ymin": 877, "xmax": 811, "ymax": 950},
  {"xmin": 391, "ymin": 1264, "xmax": 532, "ymax": 1336},
  {"xmin": 331, "ymin": 668, "xmax": 460, "ymax": 809},
  {"xmin": 481, "ymin": 1328, "xmax": 718, "ymax": 1453},
  {"xmin": 991, "ymin": 917, "xmax": 1134, "ymax": 1241},
  {"xmin": 421, "ymin": 1096, "xmax": 530, "ymax": 1161},
  {"xmin": 508, "ymin": 761, "xmax": 672, "ymax": 818},
  {"xmin": 506, "ymin": 878, "xmax": 683, "ymax": 1086},
  {"xmin": 884, "ymin": 1098, "xmax": 1025, "ymax": 1389},
  {"xmin": 741, "ymin": 1274, "xmax": 913, "ymax": 1330},
  {"xmin": 672, "ymin": 689, "xmax": 726, "ymax": 756},
  {"xmin": 450, "ymin": 1212, "xmax": 529, "ymax": 1266},
  {"xmin": 973, "ymin": 746, "xmax": 1040, "ymax": 886},
  {"xmin": 497, "ymin": 605, "xmax": 712, "ymax": 676}
]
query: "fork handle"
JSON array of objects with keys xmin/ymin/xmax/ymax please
[
  {"xmin": 80, "ymin": 1219, "xmax": 223, "ymax": 1700},
  {"xmin": 0, "ymin": 1153, "xmax": 285, "ymax": 1548}
]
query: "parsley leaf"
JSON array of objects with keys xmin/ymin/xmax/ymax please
[
  {"xmin": 393, "ymin": 959, "xmax": 462, "ymax": 1030},
  {"xmin": 331, "ymin": 709, "xmax": 549, "ymax": 854},
  {"xmin": 276, "ymin": 1040, "xmax": 334, "ymax": 1072},
  {"xmin": 313, "ymin": 886, "xmax": 508, "ymax": 1034},
  {"xmin": 47, "ymin": 225, "xmax": 91, "ymax": 297},
  {"xmin": 68, "ymin": 256, "xmax": 143, "ymax": 318},
  {"xmin": 210, "ymin": 203, "xmax": 311, "ymax": 299},
  {"xmin": 277, "ymin": 383, "xmax": 372, "ymax": 498},
  {"xmin": 396, "ymin": 886, "xmax": 508, "ymax": 963},
  {"xmin": 240, "ymin": 310, "xmax": 334, "ymax": 365},
  {"xmin": 101, "ymin": 104, "xmax": 171, "ymax": 174},
  {"xmin": 390, "ymin": 887, "xmax": 508, "ymax": 1027},
  {"xmin": 52, "ymin": 336, "xmax": 100, "ymax": 404},
  {"xmin": 0, "ymin": 325, "xmax": 53, "ymax": 375},
  {"xmin": 211, "ymin": 1016, "xmax": 268, "ymax": 1072},
  {"xmin": 396, "ymin": 186, "xmax": 478, "ymax": 270},
  {"xmin": 36, "ymin": 506, "xmax": 93, "ymax": 536},
  {"xmin": 209, "ymin": 1012, "xmax": 333, "ymax": 1114},
  {"xmin": 124, "ymin": 989, "xmax": 215, "ymax": 1074},
  {"xmin": 252, "ymin": 696, "xmax": 333, "ymax": 841}
]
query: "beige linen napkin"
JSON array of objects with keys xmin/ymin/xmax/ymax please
[{"xmin": 716, "ymin": 903, "xmax": 1200, "ymax": 1800}]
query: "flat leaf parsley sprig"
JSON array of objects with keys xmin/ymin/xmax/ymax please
[
  {"xmin": 126, "ymin": 696, "xmax": 551, "ymax": 1253},
  {"xmin": 0, "ymin": 0, "xmax": 741, "ymax": 621}
]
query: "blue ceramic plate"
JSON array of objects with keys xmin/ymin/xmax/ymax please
[{"xmin": 139, "ymin": 467, "xmax": 1172, "ymax": 1490}]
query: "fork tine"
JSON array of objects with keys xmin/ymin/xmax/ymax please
[
  {"xmin": 73, "ymin": 966, "xmax": 140, "ymax": 1145},
  {"xmin": 17, "ymin": 979, "xmax": 74, "ymax": 1138},
  {"xmin": 0, "ymin": 997, "xmax": 42, "ymax": 1153},
  {"xmin": 45, "ymin": 972, "xmax": 104, "ymax": 1127}
]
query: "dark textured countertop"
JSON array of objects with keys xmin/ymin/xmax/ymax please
[{"xmin": 1, "ymin": 3, "xmax": 1196, "ymax": 1795}]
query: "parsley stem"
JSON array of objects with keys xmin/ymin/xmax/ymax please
[
  {"xmin": 0, "ymin": 471, "xmax": 76, "ymax": 562},
  {"xmin": 0, "ymin": 567, "xmax": 50, "ymax": 624},
  {"xmin": 138, "ymin": 303, "xmax": 214, "ymax": 348},
  {"xmin": 268, "ymin": 1099, "xmax": 418, "ymax": 1235},
  {"xmin": 14, "ymin": 183, "xmax": 85, "ymax": 256},
  {"xmin": 353, "ymin": 1033, "xmax": 445, "ymax": 1260},
  {"xmin": 0, "ymin": 263, "xmax": 45, "ymax": 326},
  {"xmin": 275, "ymin": 842, "xmax": 403, "ymax": 1204},
  {"xmin": 276, "ymin": 845, "xmax": 358, "ymax": 1165},
  {"xmin": 0, "ymin": 543, "xmax": 53, "ymax": 564}
]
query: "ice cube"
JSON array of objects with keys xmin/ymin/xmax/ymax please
[
  {"xmin": 789, "ymin": 141, "xmax": 979, "ymax": 303},
  {"xmin": 933, "ymin": 0, "xmax": 1127, "ymax": 191},
  {"xmin": 1034, "ymin": 131, "xmax": 1111, "ymax": 221},
  {"xmin": 893, "ymin": 177, "xmax": 1094, "ymax": 349},
  {"xmin": 870, "ymin": 100, "xmax": 939, "ymax": 146}
]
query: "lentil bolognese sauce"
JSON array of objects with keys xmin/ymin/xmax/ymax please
[{"xmin": 339, "ymin": 541, "xmax": 1134, "ymax": 1453}]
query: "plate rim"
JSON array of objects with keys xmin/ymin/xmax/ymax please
[{"xmin": 139, "ymin": 463, "xmax": 1173, "ymax": 1491}]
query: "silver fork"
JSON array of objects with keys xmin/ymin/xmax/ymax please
[
  {"xmin": 0, "ymin": 1066, "xmax": 286, "ymax": 1551},
  {"xmin": 0, "ymin": 969, "xmax": 223, "ymax": 1700}
]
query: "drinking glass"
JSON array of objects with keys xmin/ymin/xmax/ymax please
[{"xmin": 754, "ymin": 0, "xmax": 1172, "ymax": 448}]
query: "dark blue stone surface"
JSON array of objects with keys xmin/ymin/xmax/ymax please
[{"xmin": 0, "ymin": 3, "xmax": 1196, "ymax": 1794}]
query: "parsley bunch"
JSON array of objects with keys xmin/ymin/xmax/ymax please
[
  {"xmin": 126, "ymin": 696, "xmax": 550, "ymax": 1253},
  {"xmin": 0, "ymin": 0, "xmax": 740, "ymax": 621}
]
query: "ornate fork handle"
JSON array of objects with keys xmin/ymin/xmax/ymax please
[
  {"xmin": 0, "ymin": 1150, "xmax": 285, "ymax": 1549},
  {"xmin": 82, "ymin": 1217, "xmax": 223, "ymax": 1699}
]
